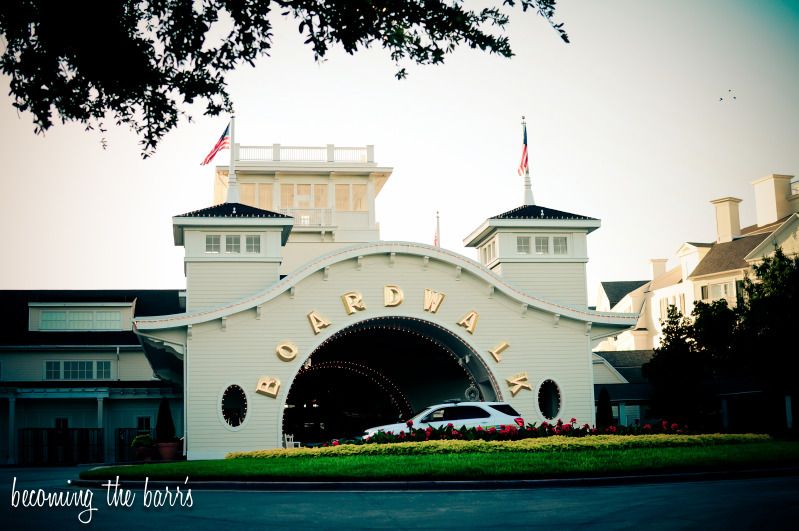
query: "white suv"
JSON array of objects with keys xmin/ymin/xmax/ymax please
[{"xmin": 363, "ymin": 401, "xmax": 524, "ymax": 437}]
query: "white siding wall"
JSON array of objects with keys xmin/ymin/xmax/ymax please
[
  {"xmin": 184, "ymin": 252, "xmax": 595, "ymax": 459},
  {"xmin": 186, "ymin": 261, "xmax": 281, "ymax": 311},
  {"xmin": 495, "ymin": 262, "xmax": 587, "ymax": 308}
]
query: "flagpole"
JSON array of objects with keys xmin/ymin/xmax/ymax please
[
  {"xmin": 227, "ymin": 115, "xmax": 239, "ymax": 203},
  {"xmin": 435, "ymin": 211, "xmax": 441, "ymax": 248},
  {"xmin": 522, "ymin": 116, "xmax": 534, "ymax": 206}
]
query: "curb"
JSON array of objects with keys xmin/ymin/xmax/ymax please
[{"xmin": 70, "ymin": 466, "xmax": 799, "ymax": 491}]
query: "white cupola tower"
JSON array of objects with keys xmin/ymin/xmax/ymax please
[{"xmin": 464, "ymin": 205, "xmax": 600, "ymax": 308}]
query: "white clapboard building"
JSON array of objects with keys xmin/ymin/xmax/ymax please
[{"xmin": 130, "ymin": 139, "xmax": 637, "ymax": 460}]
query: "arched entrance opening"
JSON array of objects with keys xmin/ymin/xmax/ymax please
[{"xmin": 282, "ymin": 316, "xmax": 500, "ymax": 442}]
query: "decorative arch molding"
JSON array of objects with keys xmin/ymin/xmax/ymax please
[
  {"xmin": 135, "ymin": 241, "xmax": 638, "ymax": 332},
  {"xmin": 277, "ymin": 314, "xmax": 504, "ymax": 443}
]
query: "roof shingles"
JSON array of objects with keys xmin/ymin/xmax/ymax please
[
  {"xmin": 689, "ymin": 233, "xmax": 770, "ymax": 278},
  {"xmin": 175, "ymin": 202, "xmax": 290, "ymax": 219},
  {"xmin": 490, "ymin": 205, "xmax": 595, "ymax": 221}
]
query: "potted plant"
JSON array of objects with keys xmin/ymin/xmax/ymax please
[
  {"xmin": 155, "ymin": 397, "xmax": 180, "ymax": 460},
  {"xmin": 130, "ymin": 434, "xmax": 155, "ymax": 462}
]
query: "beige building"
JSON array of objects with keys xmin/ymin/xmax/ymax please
[{"xmin": 596, "ymin": 173, "xmax": 799, "ymax": 352}]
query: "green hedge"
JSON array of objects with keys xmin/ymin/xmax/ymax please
[{"xmin": 226, "ymin": 433, "xmax": 770, "ymax": 459}]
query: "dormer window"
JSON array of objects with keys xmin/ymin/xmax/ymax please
[
  {"xmin": 206, "ymin": 234, "xmax": 221, "ymax": 253},
  {"xmin": 246, "ymin": 235, "xmax": 261, "ymax": 253},
  {"xmin": 225, "ymin": 235, "xmax": 241, "ymax": 253},
  {"xmin": 31, "ymin": 303, "xmax": 131, "ymax": 331},
  {"xmin": 554, "ymin": 236, "xmax": 568, "ymax": 255},
  {"xmin": 535, "ymin": 236, "xmax": 549, "ymax": 254},
  {"xmin": 516, "ymin": 236, "xmax": 531, "ymax": 254}
]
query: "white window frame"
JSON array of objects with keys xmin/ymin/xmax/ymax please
[
  {"xmin": 245, "ymin": 234, "xmax": 261, "ymax": 253},
  {"xmin": 553, "ymin": 236, "xmax": 568, "ymax": 255},
  {"xmin": 39, "ymin": 309, "xmax": 123, "ymax": 331},
  {"xmin": 516, "ymin": 236, "xmax": 531, "ymax": 254},
  {"xmin": 44, "ymin": 360, "xmax": 112, "ymax": 380},
  {"xmin": 535, "ymin": 236, "xmax": 549, "ymax": 255},
  {"xmin": 206, "ymin": 234, "xmax": 221, "ymax": 253},
  {"xmin": 225, "ymin": 235, "xmax": 241, "ymax": 254}
]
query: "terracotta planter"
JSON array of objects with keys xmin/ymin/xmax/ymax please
[
  {"xmin": 157, "ymin": 441, "xmax": 179, "ymax": 461},
  {"xmin": 134, "ymin": 446, "xmax": 155, "ymax": 462}
]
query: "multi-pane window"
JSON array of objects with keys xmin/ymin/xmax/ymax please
[
  {"xmin": 314, "ymin": 184, "xmax": 328, "ymax": 208},
  {"xmin": 553, "ymin": 237, "xmax": 568, "ymax": 255},
  {"xmin": 296, "ymin": 184, "xmax": 312, "ymax": 208},
  {"xmin": 535, "ymin": 236, "xmax": 549, "ymax": 254},
  {"xmin": 95, "ymin": 311, "xmax": 121, "ymax": 330},
  {"xmin": 137, "ymin": 416, "xmax": 151, "ymax": 433},
  {"xmin": 517, "ymin": 236, "xmax": 531, "ymax": 254},
  {"xmin": 64, "ymin": 360, "xmax": 93, "ymax": 379},
  {"xmin": 46, "ymin": 361, "xmax": 60, "ymax": 380},
  {"xmin": 482, "ymin": 239, "xmax": 498, "ymax": 264},
  {"xmin": 352, "ymin": 184, "xmax": 367, "ymax": 211},
  {"xmin": 97, "ymin": 361, "xmax": 111, "ymax": 379},
  {"xmin": 246, "ymin": 235, "xmax": 260, "ymax": 253},
  {"xmin": 702, "ymin": 282, "xmax": 734, "ymax": 301},
  {"xmin": 41, "ymin": 310, "xmax": 122, "ymax": 331},
  {"xmin": 335, "ymin": 184, "xmax": 350, "ymax": 211},
  {"xmin": 335, "ymin": 184, "xmax": 368, "ymax": 211},
  {"xmin": 67, "ymin": 312, "xmax": 93, "ymax": 330},
  {"xmin": 258, "ymin": 184, "xmax": 273, "ymax": 210},
  {"xmin": 45, "ymin": 360, "xmax": 111, "ymax": 380},
  {"xmin": 225, "ymin": 235, "xmax": 241, "ymax": 253},
  {"xmin": 280, "ymin": 184, "xmax": 295, "ymax": 208},
  {"xmin": 240, "ymin": 183, "xmax": 256, "ymax": 206},
  {"xmin": 206, "ymin": 235, "xmax": 221, "ymax": 253},
  {"xmin": 41, "ymin": 311, "xmax": 67, "ymax": 330}
]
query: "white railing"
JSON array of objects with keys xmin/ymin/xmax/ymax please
[
  {"xmin": 237, "ymin": 144, "xmax": 374, "ymax": 163},
  {"xmin": 278, "ymin": 208, "xmax": 332, "ymax": 227}
]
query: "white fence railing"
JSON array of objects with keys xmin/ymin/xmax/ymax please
[
  {"xmin": 278, "ymin": 208, "xmax": 332, "ymax": 227},
  {"xmin": 237, "ymin": 144, "xmax": 374, "ymax": 163}
]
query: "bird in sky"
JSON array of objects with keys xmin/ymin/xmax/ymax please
[{"xmin": 719, "ymin": 89, "xmax": 737, "ymax": 102}]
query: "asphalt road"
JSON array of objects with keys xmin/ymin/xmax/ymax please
[{"xmin": 2, "ymin": 466, "xmax": 798, "ymax": 530}]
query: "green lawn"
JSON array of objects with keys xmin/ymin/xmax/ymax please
[{"xmin": 81, "ymin": 438, "xmax": 799, "ymax": 481}]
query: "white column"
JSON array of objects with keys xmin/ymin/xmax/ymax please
[{"xmin": 7, "ymin": 397, "xmax": 16, "ymax": 465}]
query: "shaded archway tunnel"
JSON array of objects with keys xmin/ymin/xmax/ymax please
[{"xmin": 282, "ymin": 316, "xmax": 500, "ymax": 442}]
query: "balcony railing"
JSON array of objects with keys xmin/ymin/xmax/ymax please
[
  {"xmin": 18, "ymin": 428, "xmax": 104, "ymax": 465},
  {"xmin": 237, "ymin": 144, "xmax": 374, "ymax": 164},
  {"xmin": 279, "ymin": 208, "xmax": 332, "ymax": 227}
]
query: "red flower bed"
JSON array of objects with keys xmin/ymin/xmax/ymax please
[{"xmin": 348, "ymin": 418, "xmax": 691, "ymax": 446}]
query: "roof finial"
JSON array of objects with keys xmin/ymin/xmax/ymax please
[{"xmin": 518, "ymin": 116, "xmax": 534, "ymax": 206}]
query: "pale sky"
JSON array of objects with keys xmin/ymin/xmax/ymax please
[{"xmin": 1, "ymin": 1, "xmax": 798, "ymax": 306}]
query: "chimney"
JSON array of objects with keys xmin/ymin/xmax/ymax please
[
  {"xmin": 650, "ymin": 258, "xmax": 667, "ymax": 279},
  {"xmin": 710, "ymin": 197, "xmax": 742, "ymax": 243},
  {"xmin": 752, "ymin": 174, "xmax": 793, "ymax": 227}
]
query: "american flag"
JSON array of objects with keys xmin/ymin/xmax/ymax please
[
  {"xmin": 201, "ymin": 123, "xmax": 231, "ymax": 165},
  {"xmin": 517, "ymin": 122, "xmax": 528, "ymax": 176}
]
